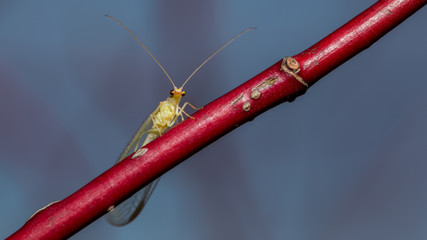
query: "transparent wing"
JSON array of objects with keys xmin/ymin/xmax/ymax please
[
  {"xmin": 115, "ymin": 115, "xmax": 153, "ymax": 164},
  {"xmin": 106, "ymin": 114, "xmax": 162, "ymax": 226},
  {"xmin": 106, "ymin": 178, "xmax": 160, "ymax": 226}
]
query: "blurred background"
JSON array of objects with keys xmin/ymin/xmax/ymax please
[{"xmin": 1, "ymin": 0, "xmax": 426, "ymax": 239}]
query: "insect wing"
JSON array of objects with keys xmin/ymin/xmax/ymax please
[
  {"xmin": 106, "ymin": 114, "xmax": 159, "ymax": 226},
  {"xmin": 116, "ymin": 115, "xmax": 153, "ymax": 163},
  {"xmin": 106, "ymin": 178, "xmax": 160, "ymax": 226}
]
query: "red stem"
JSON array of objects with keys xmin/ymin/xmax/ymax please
[{"xmin": 7, "ymin": 0, "xmax": 426, "ymax": 239}]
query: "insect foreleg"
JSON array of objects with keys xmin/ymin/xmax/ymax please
[
  {"xmin": 176, "ymin": 102, "xmax": 201, "ymax": 120},
  {"xmin": 182, "ymin": 102, "xmax": 201, "ymax": 111}
]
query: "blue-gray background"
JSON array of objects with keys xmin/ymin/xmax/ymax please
[{"xmin": 1, "ymin": 0, "xmax": 426, "ymax": 239}]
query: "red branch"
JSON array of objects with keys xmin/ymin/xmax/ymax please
[{"xmin": 7, "ymin": 0, "xmax": 426, "ymax": 239}]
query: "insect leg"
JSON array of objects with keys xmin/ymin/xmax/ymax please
[
  {"xmin": 177, "ymin": 102, "xmax": 201, "ymax": 120},
  {"xmin": 182, "ymin": 102, "xmax": 201, "ymax": 110},
  {"xmin": 149, "ymin": 114, "xmax": 163, "ymax": 136}
]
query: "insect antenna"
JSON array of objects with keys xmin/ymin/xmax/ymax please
[
  {"xmin": 179, "ymin": 27, "xmax": 255, "ymax": 89},
  {"xmin": 105, "ymin": 15, "xmax": 178, "ymax": 89}
]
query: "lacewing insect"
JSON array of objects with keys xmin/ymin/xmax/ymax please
[{"xmin": 105, "ymin": 15, "xmax": 254, "ymax": 226}]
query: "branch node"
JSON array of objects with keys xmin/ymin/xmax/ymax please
[
  {"xmin": 132, "ymin": 148, "xmax": 148, "ymax": 159},
  {"xmin": 250, "ymin": 89, "xmax": 261, "ymax": 100},
  {"xmin": 281, "ymin": 57, "xmax": 308, "ymax": 87},
  {"xmin": 242, "ymin": 102, "xmax": 251, "ymax": 111}
]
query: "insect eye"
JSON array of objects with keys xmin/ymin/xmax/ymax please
[
  {"xmin": 170, "ymin": 90, "xmax": 175, "ymax": 95},
  {"xmin": 182, "ymin": 91, "xmax": 186, "ymax": 96}
]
